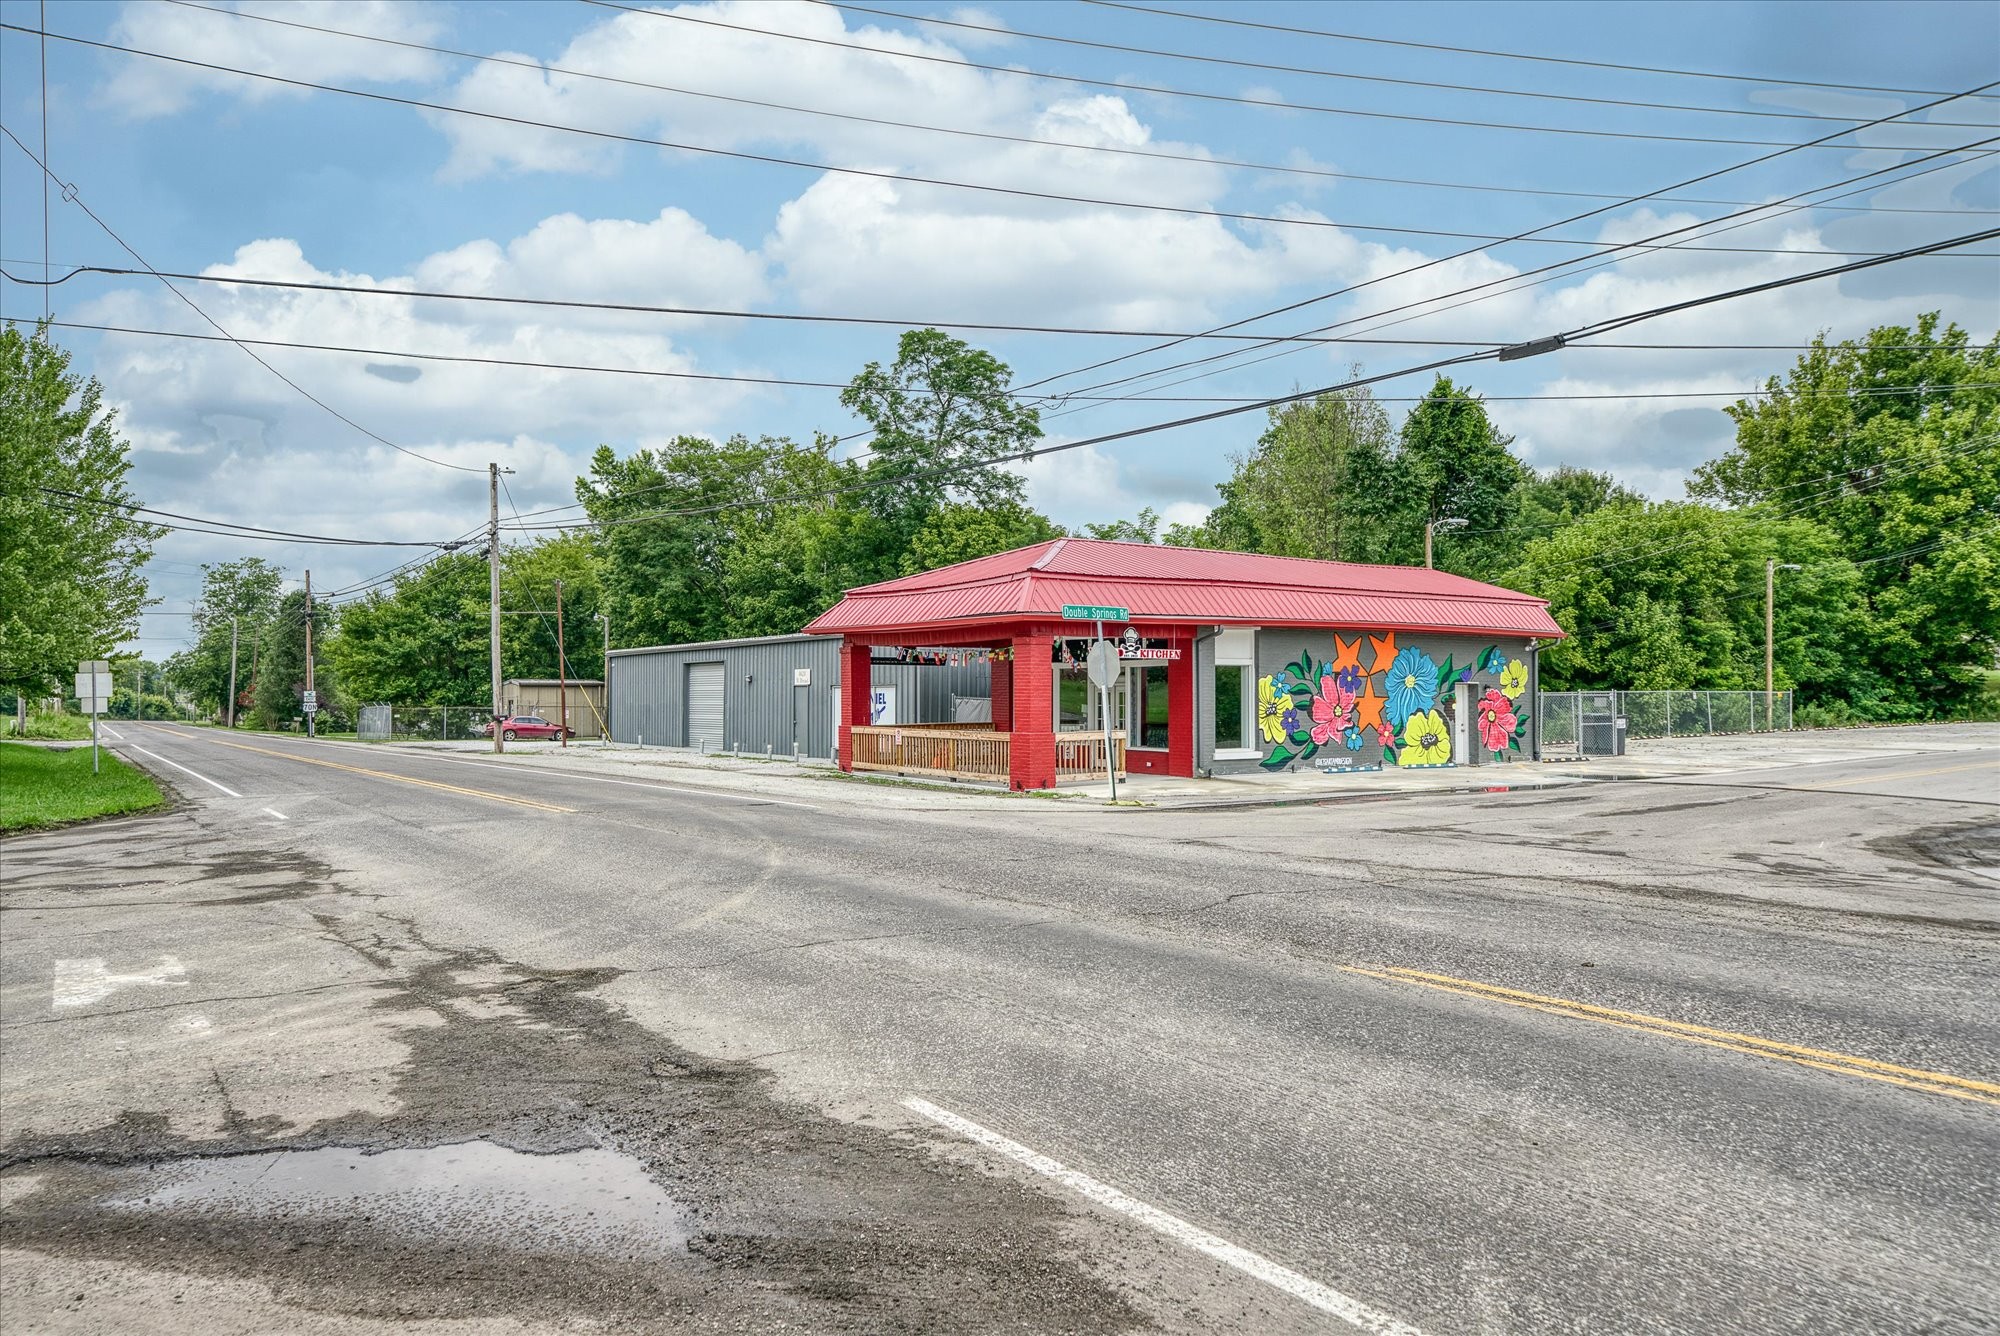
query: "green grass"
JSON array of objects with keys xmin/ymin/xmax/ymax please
[
  {"xmin": 0, "ymin": 742, "xmax": 168, "ymax": 833},
  {"xmin": 7, "ymin": 712, "xmax": 95, "ymax": 741}
]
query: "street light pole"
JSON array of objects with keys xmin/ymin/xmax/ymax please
[{"xmin": 1425, "ymin": 516, "xmax": 1467, "ymax": 569}]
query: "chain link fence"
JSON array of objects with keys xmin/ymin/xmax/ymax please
[
  {"xmin": 356, "ymin": 705, "xmax": 494, "ymax": 742},
  {"xmin": 1538, "ymin": 689, "xmax": 1793, "ymax": 754}
]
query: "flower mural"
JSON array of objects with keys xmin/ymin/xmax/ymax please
[
  {"xmin": 1477, "ymin": 688, "xmax": 1517, "ymax": 752},
  {"xmin": 1385, "ymin": 646, "xmax": 1438, "ymax": 727},
  {"xmin": 1256, "ymin": 638, "xmax": 1532, "ymax": 771},
  {"xmin": 1308, "ymin": 670, "xmax": 1356, "ymax": 745},
  {"xmin": 1399, "ymin": 708, "xmax": 1452, "ymax": 766},
  {"xmin": 1257, "ymin": 673, "xmax": 1292, "ymax": 744}
]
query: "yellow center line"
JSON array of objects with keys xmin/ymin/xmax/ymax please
[
  {"xmin": 191, "ymin": 735, "xmax": 577, "ymax": 813},
  {"xmin": 1341, "ymin": 964, "xmax": 2000, "ymax": 1107},
  {"xmin": 1799, "ymin": 758, "xmax": 2000, "ymax": 789}
]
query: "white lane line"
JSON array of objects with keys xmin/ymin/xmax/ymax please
[
  {"xmin": 125, "ymin": 744, "xmax": 243, "ymax": 798},
  {"xmin": 98, "ymin": 723, "xmax": 125, "ymax": 741},
  {"xmin": 904, "ymin": 1098, "xmax": 1425, "ymax": 1336},
  {"xmin": 261, "ymin": 807, "xmax": 289, "ymax": 820},
  {"xmin": 304, "ymin": 743, "xmax": 819, "ymax": 812}
]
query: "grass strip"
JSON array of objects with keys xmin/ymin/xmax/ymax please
[{"xmin": 0, "ymin": 742, "xmax": 168, "ymax": 833}]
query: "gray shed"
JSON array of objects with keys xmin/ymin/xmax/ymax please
[{"xmin": 606, "ymin": 633, "xmax": 990, "ymax": 759}]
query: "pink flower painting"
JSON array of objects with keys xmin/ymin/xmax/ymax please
[
  {"xmin": 1477, "ymin": 688, "xmax": 1517, "ymax": 752},
  {"xmin": 1309, "ymin": 672, "xmax": 1357, "ymax": 745}
]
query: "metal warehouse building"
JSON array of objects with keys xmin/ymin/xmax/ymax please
[{"xmin": 605, "ymin": 634, "xmax": 990, "ymax": 759}]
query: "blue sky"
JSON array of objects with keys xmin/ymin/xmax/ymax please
[{"xmin": 1, "ymin": 0, "xmax": 1994, "ymax": 656}]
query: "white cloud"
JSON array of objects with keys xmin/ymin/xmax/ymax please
[{"xmin": 101, "ymin": 1, "xmax": 445, "ymax": 118}]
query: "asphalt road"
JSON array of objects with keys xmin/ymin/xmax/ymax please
[{"xmin": 3, "ymin": 722, "xmax": 1996, "ymax": 1334}]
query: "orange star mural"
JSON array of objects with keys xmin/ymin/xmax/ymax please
[
  {"xmin": 1354, "ymin": 673, "xmax": 1386, "ymax": 734},
  {"xmin": 1367, "ymin": 631, "xmax": 1397, "ymax": 671},
  {"xmin": 1331, "ymin": 634, "xmax": 1364, "ymax": 672}
]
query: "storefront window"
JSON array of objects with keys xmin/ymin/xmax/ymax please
[
  {"xmin": 1132, "ymin": 664, "xmax": 1170, "ymax": 749},
  {"xmin": 1214, "ymin": 663, "xmax": 1254, "ymax": 754}
]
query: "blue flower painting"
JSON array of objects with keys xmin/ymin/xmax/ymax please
[{"xmin": 1385, "ymin": 646, "xmax": 1438, "ymax": 727}]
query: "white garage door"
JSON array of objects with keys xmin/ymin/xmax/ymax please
[{"xmin": 686, "ymin": 662, "xmax": 724, "ymax": 751}]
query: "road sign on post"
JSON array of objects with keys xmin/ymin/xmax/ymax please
[
  {"xmin": 302, "ymin": 690, "xmax": 318, "ymax": 715},
  {"xmin": 76, "ymin": 659, "xmax": 112, "ymax": 775},
  {"xmin": 1088, "ymin": 630, "xmax": 1120, "ymax": 802},
  {"xmin": 1062, "ymin": 604, "xmax": 1129, "ymax": 622}
]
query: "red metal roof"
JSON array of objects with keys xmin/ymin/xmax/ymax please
[{"xmin": 804, "ymin": 538, "xmax": 1565, "ymax": 638}]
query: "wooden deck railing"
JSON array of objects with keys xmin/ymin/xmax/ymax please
[
  {"xmin": 851, "ymin": 726, "xmax": 1010, "ymax": 781},
  {"xmin": 1056, "ymin": 730, "xmax": 1126, "ymax": 778},
  {"xmin": 848, "ymin": 727, "xmax": 1127, "ymax": 783}
]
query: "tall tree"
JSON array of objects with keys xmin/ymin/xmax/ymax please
[
  {"xmin": 0, "ymin": 323, "xmax": 162, "ymax": 694},
  {"xmin": 1395, "ymin": 375, "xmax": 1529, "ymax": 572},
  {"xmin": 251, "ymin": 590, "xmax": 321, "ymax": 729},
  {"xmin": 840, "ymin": 328, "xmax": 1042, "ymax": 542},
  {"xmin": 177, "ymin": 557, "xmax": 285, "ymax": 717},
  {"xmin": 323, "ymin": 553, "xmax": 488, "ymax": 705},
  {"xmin": 1690, "ymin": 314, "xmax": 2000, "ymax": 713}
]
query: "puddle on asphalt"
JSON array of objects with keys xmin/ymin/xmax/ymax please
[{"xmin": 107, "ymin": 1142, "xmax": 688, "ymax": 1259}]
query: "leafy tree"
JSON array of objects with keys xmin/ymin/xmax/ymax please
[
  {"xmin": 907, "ymin": 501, "xmax": 1062, "ymax": 571},
  {"xmin": 1395, "ymin": 375, "xmax": 1529, "ymax": 573},
  {"xmin": 173, "ymin": 557, "xmax": 285, "ymax": 717},
  {"xmin": 1509, "ymin": 503, "xmax": 1873, "ymax": 701},
  {"xmin": 503, "ymin": 533, "xmax": 606, "ymax": 683},
  {"xmin": 1174, "ymin": 383, "xmax": 1397, "ymax": 561},
  {"xmin": 323, "ymin": 553, "xmax": 487, "ymax": 705},
  {"xmin": 840, "ymin": 328, "xmax": 1042, "ymax": 541},
  {"xmin": 251, "ymin": 590, "xmax": 320, "ymax": 728},
  {"xmin": 1690, "ymin": 313, "xmax": 2000, "ymax": 713},
  {"xmin": 0, "ymin": 323, "xmax": 162, "ymax": 694}
]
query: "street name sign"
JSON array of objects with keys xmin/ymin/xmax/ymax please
[{"xmin": 1061, "ymin": 604, "xmax": 1128, "ymax": 621}]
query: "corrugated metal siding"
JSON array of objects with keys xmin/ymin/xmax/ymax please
[{"xmin": 607, "ymin": 635, "xmax": 988, "ymax": 757}]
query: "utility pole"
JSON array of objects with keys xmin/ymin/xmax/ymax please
[
  {"xmin": 599, "ymin": 612, "xmax": 611, "ymax": 747},
  {"xmin": 134, "ymin": 661, "xmax": 142, "ymax": 723},
  {"xmin": 1765, "ymin": 558, "xmax": 1800, "ymax": 731},
  {"xmin": 304, "ymin": 568, "xmax": 316, "ymax": 739},
  {"xmin": 226, "ymin": 616, "xmax": 240, "ymax": 730},
  {"xmin": 489, "ymin": 462, "xmax": 506, "ymax": 754},
  {"xmin": 556, "ymin": 578, "xmax": 568, "ymax": 749}
]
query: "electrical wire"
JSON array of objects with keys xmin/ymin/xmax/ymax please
[
  {"xmin": 587, "ymin": 1, "xmax": 1976, "ymax": 151},
  {"xmin": 8, "ymin": 25, "xmax": 1977, "ymax": 262},
  {"xmin": 147, "ymin": 0, "xmax": 2000, "ymax": 219},
  {"xmin": 1083, "ymin": 0, "xmax": 2000, "ymax": 102},
  {"xmin": 811, "ymin": 0, "xmax": 2000, "ymax": 128},
  {"xmin": 37, "ymin": 488, "xmax": 459, "ymax": 546},
  {"xmin": 0, "ymin": 123, "xmax": 483, "ymax": 476}
]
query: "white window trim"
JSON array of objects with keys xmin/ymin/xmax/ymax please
[{"xmin": 1212, "ymin": 639, "xmax": 1257, "ymax": 759}]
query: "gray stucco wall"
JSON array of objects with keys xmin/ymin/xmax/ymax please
[
  {"xmin": 607, "ymin": 635, "xmax": 990, "ymax": 758},
  {"xmin": 1196, "ymin": 628, "xmax": 1539, "ymax": 775}
]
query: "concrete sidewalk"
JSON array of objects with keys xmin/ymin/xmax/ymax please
[{"xmin": 340, "ymin": 721, "xmax": 1994, "ymax": 811}]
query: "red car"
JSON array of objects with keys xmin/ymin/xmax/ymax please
[{"xmin": 480, "ymin": 715, "xmax": 575, "ymax": 741}]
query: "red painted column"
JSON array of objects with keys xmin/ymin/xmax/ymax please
[
  {"xmin": 838, "ymin": 638, "xmax": 872, "ymax": 772},
  {"xmin": 1008, "ymin": 626, "xmax": 1055, "ymax": 790},
  {"xmin": 1166, "ymin": 628, "xmax": 1196, "ymax": 777},
  {"xmin": 988, "ymin": 649, "xmax": 1013, "ymax": 731}
]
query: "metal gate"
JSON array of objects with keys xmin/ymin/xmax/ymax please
[{"xmin": 686, "ymin": 662, "xmax": 724, "ymax": 752}]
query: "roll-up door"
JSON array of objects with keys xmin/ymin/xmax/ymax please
[{"xmin": 686, "ymin": 662, "xmax": 725, "ymax": 751}]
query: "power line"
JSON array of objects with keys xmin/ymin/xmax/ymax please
[
  {"xmin": 0, "ymin": 122, "xmax": 483, "ymax": 476},
  {"xmin": 515, "ymin": 235, "xmax": 1997, "ymax": 533},
  {"xmin": 1026, "ymin": 127, "xmax": 2000, "ymax": 406},
  {"xmin": 587, "ymin": 1, "xmax": 1972, "ymax": 151},
  {"xmin": 22, "ymin": 316, "xmax": 2000, "ymax": 405},
  {"xmin": 12, "ymin": 25, "xmax": 1981, "ymax": 263},
  {"xmin": 1084, "ymin": 0, "xmax": 2000, "ymax": 102},
  {"xmin": 812, "ymin": 0, "xmax": 2000, "ymax": 128},
  {"xmin": 38, "ymin": 488, "xmax": 457, "ymax": 546},
  {"xmin": 145, "ymin": 0, "xmax": 2000, "ymax": 219}
]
